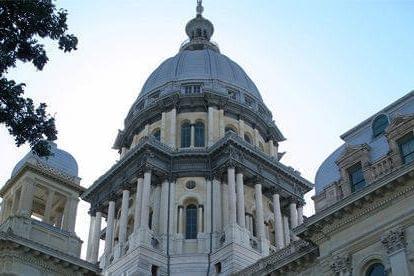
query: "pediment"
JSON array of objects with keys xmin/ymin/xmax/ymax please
[
  {"xmin": 336, "ymin": 143, "xmax": 370, "ymax": 167},
  {"xmin": 386, "ymin": 113, "xmax": 414, "ymax": 137}
]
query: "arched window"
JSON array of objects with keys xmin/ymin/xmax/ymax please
[
  {"xmin": 185, "ymin": 204, "xmax": 198, "ymax": 239},
  {"xmin": 372, "ymin": 114, "xmax": 389, "ymax": 137},
  {"xmin": 152, "ymin": 129, "xmax": 161, "ymax": 141},
  {"xmin": 194, "ymin": 122, "xmax": 205, "ymax": 147},
  {"xmin": 366, "ymin": 263, "xmax": 385, "ymax": 276},
  {"xmin": 181, "ymin": 122, "xmax": 191, "ymax": 148},
  {"xmin": 244, "ymin": 133, "xmax": 252, "ymax": 144}
]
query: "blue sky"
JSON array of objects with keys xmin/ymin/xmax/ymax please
[{"xmin": 1, "ymin": 0, "xmax": 413, "ymax": 257}]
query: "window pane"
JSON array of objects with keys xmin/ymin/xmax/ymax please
[
  {"xmin": 348, "ymin": 163, "xmax": 366, "ymax": 192},
  {"xmin": 194, "ymin": 122, "xmax": 205, "ymax": 147},
  {"xmin": 186, "ymin": 205, "xmax": 198, "ymax": 239},
  {"xmin": 181, "ymin": 123, "xmax": 191, "ymax": 148},
  {"xmin": 399, "ymin": 134, "xmax": 414, "ymax": 164}
]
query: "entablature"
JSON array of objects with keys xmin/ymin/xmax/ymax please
[{"xmin": 83, "ymin": 133, "xmax": 312, "ymax": 213}]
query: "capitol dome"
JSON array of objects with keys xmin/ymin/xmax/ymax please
[
  {"xmin": 11, "ymin": 142, "xmax": 78, "ymax": 178},
  {"xmin": 139, "ymin": 49, "xmax": 262, "ymax": 101}
]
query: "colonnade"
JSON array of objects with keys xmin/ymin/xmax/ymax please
[
  {"xmin": 86, "ymin": 167, "xmax": 305, "ymax": 264},
  {"xmin": 225, "ymin": 167, "xmax": 304, "ymax": 251}
]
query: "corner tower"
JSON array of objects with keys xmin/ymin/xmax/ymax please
[
  {"xmin": 0, "ymin": 142, "xmax": 99, "ymax": 275},
  {"xmin": 82, "ymin": 2, "xmax": 313, "ymax": 275}
]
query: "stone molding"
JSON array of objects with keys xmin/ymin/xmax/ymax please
[{"xmin": 381, "ymin": 227, "xmax": 407, "ymax": 255}]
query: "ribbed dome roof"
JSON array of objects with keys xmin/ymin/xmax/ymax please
[
  {"xmin": 11, "ymin": 142, "xmax": 78, "ymax": 178},
  {"xmin": 139, "ymin": 49, "xmax": 262, "ymax": 101}
]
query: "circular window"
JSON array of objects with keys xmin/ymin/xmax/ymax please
[{"xmin": 185, "ymin": 180, "xmax": 196, "ymax": 190}]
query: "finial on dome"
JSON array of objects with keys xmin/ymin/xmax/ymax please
[{"xmin": 196, "ymin": 0, "xmax": 204, "ymax": 16}]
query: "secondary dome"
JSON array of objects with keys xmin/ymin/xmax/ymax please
[
  {"xmin": 139, "ymin": 49, "xmax": 262, "ymax": 101},
  {"xmin": 11, "ymin": 142, "xmax": 79, "ymax": 178}
]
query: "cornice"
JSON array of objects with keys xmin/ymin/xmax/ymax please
[
  {"xmin": 0, "ymin": 162, "xmax": 86, "ymax": 197},
  {"xmin": 295, "ymin": 162, "xmax": 414, "ymax": 243}
]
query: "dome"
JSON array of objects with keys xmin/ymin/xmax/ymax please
[
  {"xmin": 139, "ymin": 48, "xmax": 262, "ymax": 101},
  {"xmin": 11, "ymin": 142, "xmax": 78, "ymax": 178}
]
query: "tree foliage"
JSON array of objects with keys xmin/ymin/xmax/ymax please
[{"xmin": 0, "ymin": 0, "xmax": 78, "ymax": 156}]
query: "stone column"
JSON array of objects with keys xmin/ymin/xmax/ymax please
[
  {"xmin": 178, "ymin": 206, "xmax": 184, "ymax": 234},
  {"xmin": 274, "ymin": 142, "xmax": 279, "ymax": 160},
  {"xmin": 104, "ymin": 201, "xmax": 116, "ymax": 254},
  {"xmin": 161, "ymin": 112, "xmax": 166, "ymax": 143},
  {"xmin": 297, "ymin": 205, "xmax": 304, "ymax": 225},
  {"xmin": 140, "ymin": 171, "xmax": 151, "ymax": 230},
  {"xmin": 272, "ymin": 193, "xmax": 284, "ymax": 249},
  {"xmin": 283, "ymin": 215, "xmax": 290, "ymax": 246},
  {"xmin": 254, "ymin": 184, "xmax": 265, "ymax": 240},
  {"xmin": 90, "ymin": 211, "xmax": 102, "ymax": 263},
  {"xmin": 381, "ymin": 228, "xmax": 410, "ymax": 276},
  {"xmin": 227, "ymin": 167, "xmax": 237, "ymax": 225},
  {"xmin": 289, "ymin": 202, "xmax": 299, "ymax": 241},
  {"xmin": 219, "ymin": 109, "xmax": 225, "ymax": 137},
  {"xmin": 198, "ymin": 205, "xmax": 203, "ymax": 233},
  {"xmin": 18, "ymin": 179, "xmax": 35, "ymax": 217},
  {"xmin": 238, "ymin": 119, "xmax": 245, "ymax": 138},
  {"xmin": 11, "ymin": 190, "xmax": 19, "ymax": 215},
  {"xmin": 245, "ymin": 214, "xmax": 251, "ymax": 233},
  {"xmin": 170, "ymin": 108, "xmax": 177, "ymax": 148},
  {"xmin": 43, "ymin": 189, "xmax": 55, "ymax": 223},
  {"xmin": 159, "ymin": 179, "xmax": 169, "ymax": 235},
  {"xmin": 190, "ymin": 123, "xmax": 195, "ymax": 147},
  {"xmin": 236, "ymin": 172, "xmax": 246, "ymax": 228},
  {"xmin": 118, "ymin": 189, "xmax": 130, "ymax": 244},
  {"xmin": 67, "ymin": 197, "xmax": 79, "ymax": 233},
  {"xmin": 268, "ymin": 140, "xmax": 275, "ymax": 157},
  {"xmin": 61, "ymin": 196, "xmax": 79, "ymax": 232},
  {"xmin": 169, "ymin": 180, "xmax": 176, "ymax": 234},
  {"xmin": 205, "ymin": 179, "xmax": 212, "ymax": 232},
  {"xmin": 208, "ymin": 106, "xmax": 214, "ymax": 146},
  {"xmin": 255, "ymin": 183, "xmax": 268, "ymax": 255},
  {"xmin": 133, "ymin": 177, "xmax": 144, "ymax": 232},
  {"xmin": 86, "ymin": 214, "xmax": 95, "ymax": 261},
  {"xmin": 212, "ymin": 179, "xmax": 222, "ymax": 231}
]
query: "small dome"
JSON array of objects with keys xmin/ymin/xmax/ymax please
[
  {"xmin": 139, "ymin": 49, "xmax": 262, "ymax": 101},
  {"xmin": 11, "ymin": 142, "xmax": 78, "ymax": 178}
]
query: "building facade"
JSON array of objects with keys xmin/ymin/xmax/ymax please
[
  {"xmin": 81, "ymin": 2, "xmax": 312, "ymax": 276},
  {"xmin": 239, "ymin": 92, "xmax": 414, "ymax": 275}
]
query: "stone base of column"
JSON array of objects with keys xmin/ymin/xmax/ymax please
[
  {"xmin": 224, "ymin": 224, "xmax": 250, "ymax": 247},
  {"xmin": 129, "ymin": 228, "xmax": 153, "ymax": 250},
  {"xmin": 197, "ymin": 232, "xmax": 210, "ymax": 253}
]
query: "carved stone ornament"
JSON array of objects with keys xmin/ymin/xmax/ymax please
[
  {"xmin": 330, "ymin": 255, "xmax": 351, "ymax": 273},
  {"xmin": 381, "ymin": 227, "xmax": 406, "ymax": 254}
]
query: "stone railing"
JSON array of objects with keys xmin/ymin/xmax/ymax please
[
  {"xmin": 0, "ymin": 216, "xmax": 82, "ymax": 257},
  {"xmin": 369, "ymin": 155, "xmax": 397, "ymax": 182}
]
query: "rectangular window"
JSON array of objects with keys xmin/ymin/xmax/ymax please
[
  {"xmin": 398, "ymin": 133, "xmax": 414, "ymax": 164},
  {"xmin": 348, "ymin": 163, "xmax": 366, "ymax": 192}
]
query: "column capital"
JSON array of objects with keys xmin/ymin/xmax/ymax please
[{"xmin": 381, "ymin": 227, "xmax": 406, "ymax": 254}]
